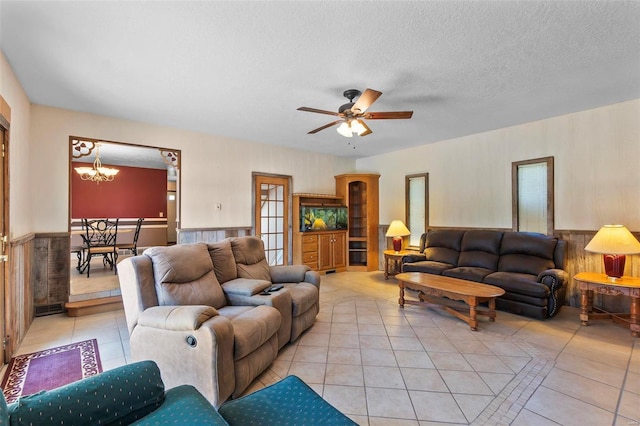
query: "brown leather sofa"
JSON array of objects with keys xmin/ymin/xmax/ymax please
[
  {"xmin": 118, "ymin": 237, "xmax": 320, "ymax": 407},
  {"xmin": 401, "ymin": 229, "xmax": 568, "ymax": 319}
]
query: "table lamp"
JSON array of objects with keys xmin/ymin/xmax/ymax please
[
  {"xmin": 386, "ymin": 220, "xmax": 411, "ymax": 252},
  {"xmin": 584, "ymin": 224, "xmax": 640, "ymax": 281}
]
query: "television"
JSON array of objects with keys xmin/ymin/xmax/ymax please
[{"xmin": 300, "ymin": 205, "xmax": 348, "ymax": 232}]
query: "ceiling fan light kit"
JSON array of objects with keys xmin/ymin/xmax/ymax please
[
  {"xmin": 336, "ymin": 119, "xmax": 367, "ymax": 137},
  {"xmin": 297, "ymin": 88, "xmax": 413, "ymax": 138}
]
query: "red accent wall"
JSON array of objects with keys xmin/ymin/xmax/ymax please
[{"xmin": 72, "ymin": 163, "xmax": 167, "ymax": 219}]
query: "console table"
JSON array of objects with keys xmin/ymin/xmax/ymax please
[{"xmin": 574, "ymin": 272, "xmax": 640, "ymax": 337}]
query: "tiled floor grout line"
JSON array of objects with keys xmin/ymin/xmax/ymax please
[
  {"xmin": 612, "ymin": 338, "xmax": 637, "ymax": 426},
  {"xmin": 14, "ymin": 273, "xmax": 640, "ymax": 425},
  {"xmin": 473, "ymin": 357, "xmax": 555, "ymax": 425},
  {"xmin": 322, "ymin": 295, "xmax": 545, "ymax": 424}
]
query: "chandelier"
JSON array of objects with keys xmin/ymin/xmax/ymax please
[{"xmin": 74, "ymin": 143, "xmax": 119, "ymax": 183}]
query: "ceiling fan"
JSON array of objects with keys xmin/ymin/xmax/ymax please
[{"xmin": 297, "ymin": 88, "xmax": 413, "ymax": 137}]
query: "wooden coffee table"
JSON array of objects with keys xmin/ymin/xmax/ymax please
[{"xmin": 396, "ymin": 272, "xmax": 506, "ymax": 331}]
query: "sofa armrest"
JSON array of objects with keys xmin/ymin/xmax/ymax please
[
  {"xmin": 304, "ymin": 270, "xmax": 321, "ymax": 287},
  {"xmin": 222, "ymin": 278, "xmax": 271, "ymax": 296},
  {"xmin": 138, "ymin": 305, "xmax": 219, "ymax": 331},
  {"xmin": 270, "ymin": 265, "xmax": 320, "ymax": 288},
  {"xmin": 270, "ymin": 265, "xmax": 309, "ymax": 282},
  {"xmin": 401, "ymin": 254, "xmax": 426, "ymax": 264},
  {"xmin": 538, "ymin": 268, "xmax": 568, "ymax": 318},
  {"xmin": 8, "ymin": 361, "xmax": 165, "ymax": 425},
  {"xmin": 537, "ymin": 268, "xmax": 568, "ymax": 291}
]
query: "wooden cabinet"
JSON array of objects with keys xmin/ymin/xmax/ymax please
[
  {"xmin": 318, "ymin": 232, "xmax": 347, "ymax": 271},
  {"xmin": 335, "ymin": 174, "xmax": 380, "ymax": 271},
  {"xmin": 300, "ymin": 234, "xmax": 319, "ymax": 270},
  {"xmin": 292, "ymin": 193, "xmax": 348, "ymax": 273}
]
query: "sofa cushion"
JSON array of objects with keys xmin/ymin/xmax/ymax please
[
  {"xmin": 423, "ymin": 229, "xmax": 465, "ymax": 266},
  {"xmin": 220, "ymin": 305, "xmax": 281, "ymax": 360},
  {"xmin": 457, "ymin": 251, "xmax": 500, "ymax": 270},
  {"xmin": 8, "ymin": 361, "xmax": 165, "ymax": 426},
  {"xmin": 402, "ymin": 260, "xmax": 454, "ymax": 275},
  {"xmin": 425, "ymin": 229, "xmax": 465, "ymax": 251},
  {"xmin": 500, "ymin": 232, "xmax": 557, "ymax": 260},
  {"xmin": 230, "ymin": 237, "xmax": 271, "ymax": 281},
  {"xmin": 131, "ymin": 384, "xmax": 230, "ymax": 425},
  {"xmin": 218, "ymin": 375, "xmax": 357, "ymax": 426},
  {"xmin": 498, "ymin": 254, "xmax": 555, "ymax": 276},
  {"xmin": 146, "ymin": 244, "xmax": 227, "ymax": 309},
  {"xmin": 484, "ymin": 271, "xmax": 550, "ymax": 298},
  {"xmin": 423, "ymin": 247, "xmax": 460, "ymax": 266},
  {"xmin": 443, "ymin": 267, "xmax": 494, "ymax": 283},
  {"xmin": 461, "ymin": 230, "xmax": 503, "ymax": 253},
  {"xmin": 208, "ymin": 239, "xmax": 238, "ymax": 284},
  {"xmin": 456, "ymin": 230, "xmax": 502, "ymax": 270},
  {"xmin": 284, "ymin": 283, "xmax": 319, "ymax": 316}
]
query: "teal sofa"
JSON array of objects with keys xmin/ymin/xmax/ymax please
[{"xmin": 0, "ymin": 361, "xmax": 357, "ymax": 426}]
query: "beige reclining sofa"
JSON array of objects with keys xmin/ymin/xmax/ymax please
[{"xmin": 118, "ymin": 236, "xmax": 321, "ymax": 407}]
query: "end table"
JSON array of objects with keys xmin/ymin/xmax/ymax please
[
  {"xmin": 574, "ymin": 272, "xmax": 640, "ymax": 337},
  {"xmin": 383, "ymin": 250, "xmax": 416, "ymax": 280}
]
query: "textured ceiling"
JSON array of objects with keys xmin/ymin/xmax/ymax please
[{"xmin": 1, "ymin": 1, "xmax": 639, "ymax": 159}]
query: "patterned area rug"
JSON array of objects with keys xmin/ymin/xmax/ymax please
[{"xmin": 1, "ymin": 339, "xmax": 102, "ymax": 403}]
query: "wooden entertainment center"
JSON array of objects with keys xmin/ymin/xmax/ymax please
[
  {"xmin": 292, "ymin": 193, "xmax": 347, "ymax": 273},
  {"xmin": 292, "ymin": 173, "xmax": 380, "ymax": 273}
]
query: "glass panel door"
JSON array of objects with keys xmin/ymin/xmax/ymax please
[{"xmin": 254, "ymin": 175, "xmax": 289, "ymax": 265}]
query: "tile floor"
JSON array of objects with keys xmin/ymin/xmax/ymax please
[
  {"xmin": 69, "ymin": 255, "xmax": 130, "ymax": 301},
  {"xmin": 9, "ymin": 271, "xmax": 640, "ymax": 425}
]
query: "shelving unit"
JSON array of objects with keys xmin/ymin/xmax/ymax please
[
  {"xmin": 335, "ymin": 174, "xmax": 380, "ymax": 271},
  {"xmin": 292, "ymin": 193, "xmax": 347, "ymax": 273}
]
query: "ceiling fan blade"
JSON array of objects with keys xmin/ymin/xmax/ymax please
[
  {"xmin": 364, "ymin": 111, "xmax": 413, "ymax": 120},
  {"xmin": 351, "ymin": 88, "xmax": 382, "ymax": 114},
  {"xmin": 307, "ymin": 120, "xmax": 343, "ymax": 134},
  {"xmin": 297, "ymin": 107, "xmax": 341, "ymax": 116},
  {"xmin": 359, "ymin": 120, "xmax": 372, "ymax": 136}
]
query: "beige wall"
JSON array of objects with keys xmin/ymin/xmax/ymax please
[
  {"xmin": 6, "ymin": 43, "xmax": 639, "ymax": 236},
  {"xmin": 28, "ymin": 105, "xmax": 355, "ymax": 232},
  {"xmin": 358, "ymin": 99, "xmax": 640, "ymax": 232},
  {"xmin": 0, "ymin": 51, "xmax": 33, "ymax": 239}
]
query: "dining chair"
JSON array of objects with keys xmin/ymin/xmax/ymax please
[
  {"xmin": 79, "ymin": 218, "xmax": 119, "ymax": 278},
  {"xmin": 118, "ymin": 218, "xmax": 144, "ymax": 255},
  {"xmin": 70, "ymin": 219, "xmax": 87, "ymax": 272}
]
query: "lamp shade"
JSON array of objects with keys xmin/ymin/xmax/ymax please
[
  {"xmin": 336, "ymin": 121, "xmax": 353, "ymax": 138},
  {"xmin": 386, "ymin": 220, "xmax": 411, "ymax": 237},
  {"xmin": 350, "ymin": 119, "xmax": 366, "ymax": 136},
  {"xmin": 584, "ymin": 225, "xmax": 640, "ymax": 255},
  {"xmin": 386, "ymin": 220, "xmax": 410, "ymax": 252}
]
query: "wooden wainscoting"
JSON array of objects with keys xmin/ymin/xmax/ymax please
[
  {"xmin": 556, "ymin": 229, "xmax": 639, "ymax": 312},
  {"xmin": 7, "ymin": 233, "xmax": 35, "ymax": 359},
  {"xmin": 178, "ymin": 227, "xmax": 253, "ymax": 244},
  {"xmin": 33, "ymin": 233, "xmax": 70, "ymax": 316}
]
